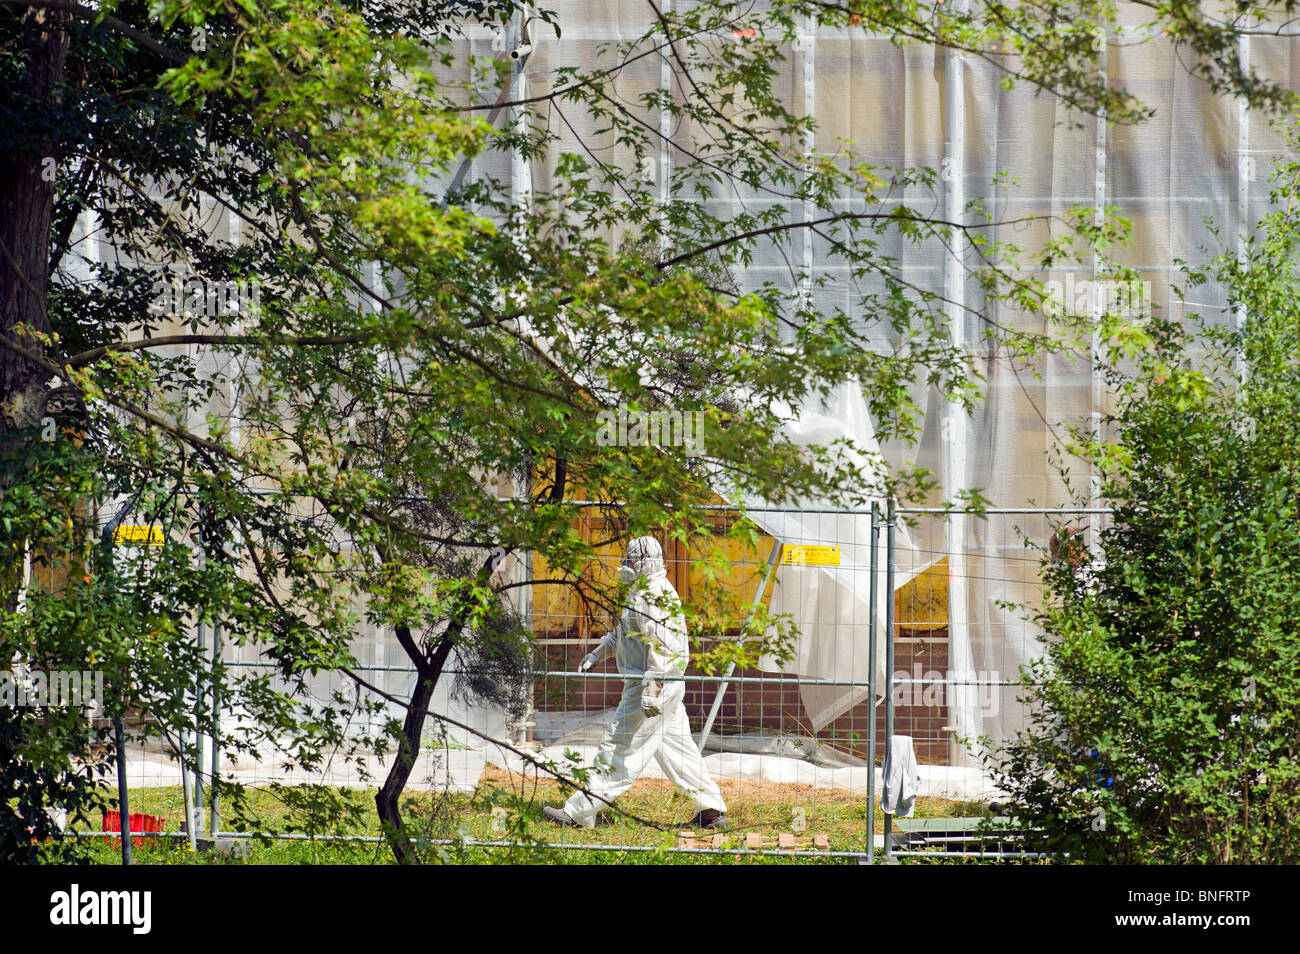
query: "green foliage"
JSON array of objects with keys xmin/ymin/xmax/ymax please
[
  {"xmin": 989, "ymin": 125, "xmax": 1300, "ymax": 864},
  {"xmin": 0, "ymin": 704, "xmax": 109, "ymax": 864},
  {"xmin": 2, "ymin": 0, "xmax": 1290, "ymax": 861}
]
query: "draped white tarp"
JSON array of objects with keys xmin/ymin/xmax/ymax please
[
  {"xmin": 504, "ymin": 3, "xmax": 1296, "ymax": 762},
  {"xmin": 741, "ymin": 381, "xmax": 933, "ymax": 730},
  {"xmin": 173, "ymin": 4, "xmax": 1296, "ymax": 765}
]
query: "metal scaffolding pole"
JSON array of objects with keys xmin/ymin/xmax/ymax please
[
  {"xmin": 659, "ymin": 0, "xmax": 672, "ymax": 249},
  {"xmin": 1089, "ymin": 27, "xmax": 1107, "ymax": 544},
  {"xmin": 1236, "ymin": 33, "xmax": 1251, "ymax": 384},
  {"xmin": 943, "ymin": 0, "xmax": 977, "ymax": 768},
  {"xmin": 801, "ymin": 12, "xmax": 815, "ymax": 311}
]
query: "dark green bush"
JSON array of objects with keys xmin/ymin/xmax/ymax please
[{"xmin": 990, "ymin": 131, "xmax": 1300, "ymax": 864}]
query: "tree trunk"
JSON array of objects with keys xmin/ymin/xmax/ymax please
[
  {"xmin": 373, "ymin": 486, "xmax": 544, "ymax": 861},
  {"xmin": 0, "ymin": 9, "xmax": 72, "ymax": 863},
  {"xmin": 375, "ymin": 630, "xmax": 454, "ymax": 864},
  {"xmin": 0, "ymin": 8, "xmax": 68, "ymax": 439}
]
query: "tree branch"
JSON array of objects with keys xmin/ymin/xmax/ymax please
[{"xmin": 0, "ymin": 0, "xmax": 189, "ymax": 66}]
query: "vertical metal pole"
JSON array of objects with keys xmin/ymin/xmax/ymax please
[
  {"xmin": 193, "ymin": 618, "xmax": 206, "ymax": 810},
  {"xmin": 181, "ymin": 522, "xmax": 201, "ymax": 849},
  {"xmin": 181, "ymin": 745, "xmax": 196, "ymax": 851},
  {"xmin": 113, "ymin": 707, "xmax": 131, "ymax": 865},
  {"xmin": 193, "ymin": 517, "xmax": 207, "ymax": 811},
  {"xmin": 509, "ymin": 9, "xmax": 531, "ymax": 217},
  {"xmin": 864, "ymin": 501, "xmax": 879, "ymax": 863},
  {"xmin": 519, "ymin": 465, "xmax": 535, "ymax": 746},
  {"xmin": 801, "ymin": 14, "xmax": 815, "ymax": 319},
  {"xmin": 1089, "ymin": 26, "xmax": 1107, "ymax": 545},
  {"xmin": 208, "ymin": 620, "xmax": 221, "ymax": 838},
  {"xmin": 883, "ymin": 500, "xmax": 896, "ymax": 862},
  {"xmin": 517, "ymin": 550, "xmax": 534, "ymax": 747},
  {"xmin": 101, "ymin": 522, "xmax": 131, "ymax": 865},
  {"xmin": 1235, "ymin": 33, "xmax": 1250, "ymax": 385},
  {"xmin": 943, "ymin": 0, "xmax": 977, "ymax": 767},
  {"xmin": 659, "ymin": 0, "xmax": 673, "ymax": 254}
]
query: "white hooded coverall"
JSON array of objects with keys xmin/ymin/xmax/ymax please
[{"xmin": 562, "ymin": 537, "xmax": 728, "ymax": 827}]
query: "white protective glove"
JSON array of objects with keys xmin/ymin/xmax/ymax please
[
  {"xmin": 579, "ymin": 652, "xmax": 598, "ymax": 673},
  {"xmin": 641, "ymin": 677, "xmax": 663, "ymax": 718}
]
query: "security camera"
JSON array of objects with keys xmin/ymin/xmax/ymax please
[{"xmin": 510, "ymin": 42, "xmax": 533, "ymax": 60}]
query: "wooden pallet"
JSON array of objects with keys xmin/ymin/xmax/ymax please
[
  {"xmin": 676, "ymin": 831, "xmax": 728, "ymax": 850},
  {"xmin": 745, "ymin": 832, "xmax": 830, "ymax": 852}
]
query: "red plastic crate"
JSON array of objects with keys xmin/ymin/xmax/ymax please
[{"xmin": 101, "ymin": 811, "xmax": 165, "ymax": 848}]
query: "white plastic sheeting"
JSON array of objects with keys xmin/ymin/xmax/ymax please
[
  {"xmin": 192, "ymin": 646, "xmax": 510, "ymax": 792},
  {"xmin": 484, "ymin": 743, "xmax": 998, "ymax": 800},
  {"xmin": 189, "ymin": 5, "xmax": 1300, "ymax": 771},
  {"xmin": 120, "ymin": 733, "xmax": 1000, "ymax": 800},
  {"xmin": 495, "ymin": 4, "xmax": 1298, "ymax": 761},
  {"xmin": 120, "ymin": 737, "xmax": 999, "ymax": 801},
  {"xmin": 117, "ymin": 741, "xmax": 487, "ymax": 794},
  {"xmin": 637, "ymin": 748, "xmax": 992, "ymax": 799},
  {"xmin": 743, "ymin": 381, "xmax": 932, "ymax": 730},
  {"xmin": 527, "ymin": 707, "xmax": 1000, "ymax": 798}
]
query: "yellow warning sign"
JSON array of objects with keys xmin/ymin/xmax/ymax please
[
  {"xmin": 780, "ymin": 545, "xmax": 839, "ymax": 566},
  {"xmin": 113, "ymin": 525, "xmax": 164, "ymax": 546}
]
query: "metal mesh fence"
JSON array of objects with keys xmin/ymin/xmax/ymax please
[{"xmin": 26, "ymin": 504, "xmax": 1118, "ymax": 861}]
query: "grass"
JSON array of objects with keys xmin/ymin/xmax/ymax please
[{"xmin": 49, "ymin": 777, "xmax": 994, "ymax": 865}]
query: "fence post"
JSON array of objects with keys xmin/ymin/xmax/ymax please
[
  {"xmin": 208, "ymin": 619, "xmax": 221, "ymax": 838},
  {"xmin": 864, "ymin": 501, "xmax": 879, "ymax": 863},
  {"xmin": 99, "ymin": 520, "xmax": 131, "ymax": 866},
  {"xmin": 194, "ymin": 613, "xmax": 206, "ymax": 814},
  {"xmin": 883, "ymin": 499, "xmax": 896, "ymax": 863},
  {"xmin": 181, "ymin": 745, "xmax": 196, "ymax": 852},
  {"xmin": 182, "ymin": 523, "xmax": 203, "ymax": 850}
]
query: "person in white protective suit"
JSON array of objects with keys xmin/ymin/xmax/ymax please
[{"xmin": 543, "ymin": 536, "xmax": 729, "ymax": 830}]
